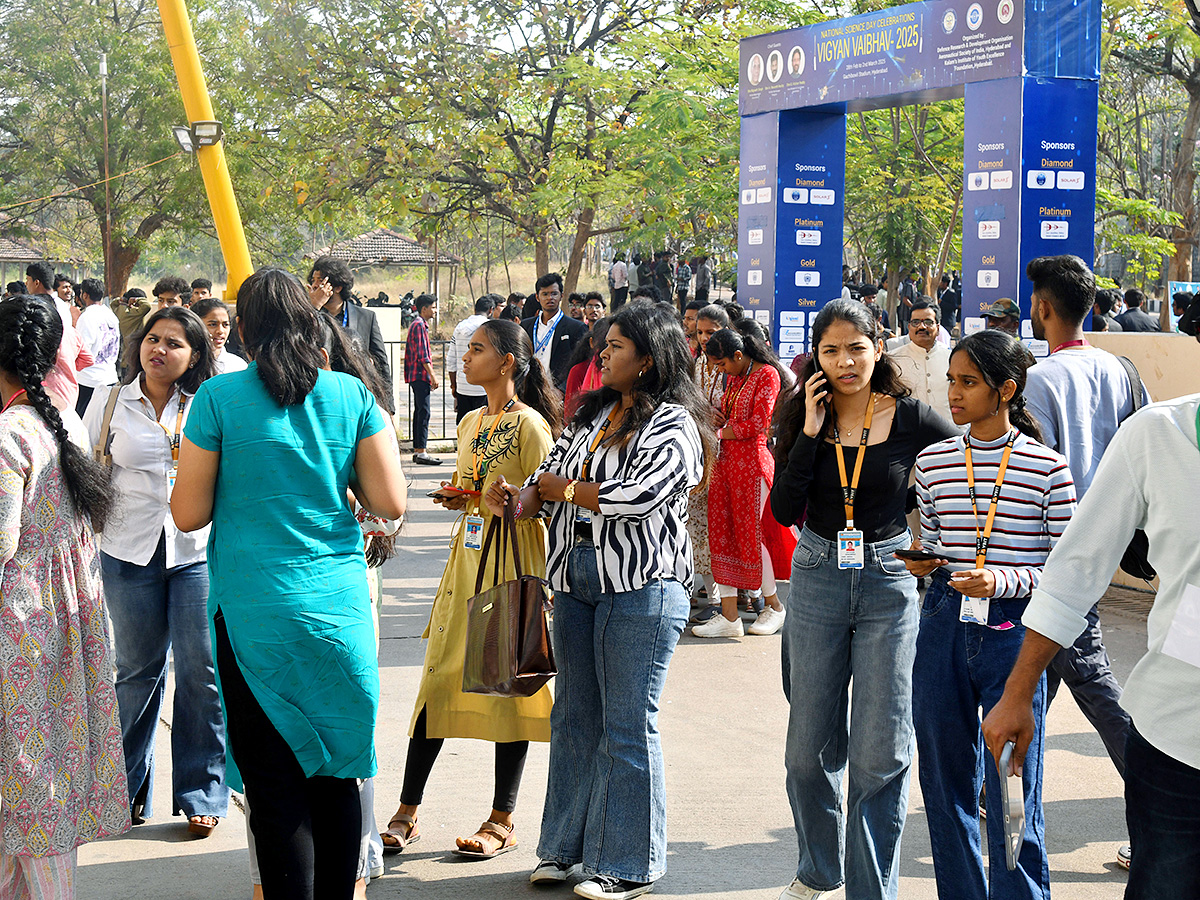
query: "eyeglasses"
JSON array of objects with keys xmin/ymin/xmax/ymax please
[{"xmin": 910, "ymin": 320, "xmax": 937, "ymax": 330}]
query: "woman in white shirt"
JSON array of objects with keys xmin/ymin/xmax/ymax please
[
  {"xmin": 83, "ymin": 307, "xmax": 230, "ymax": 837},
  {"xmin": 192, "ymin": 297, "xmax": 248, "ymax": 375}
]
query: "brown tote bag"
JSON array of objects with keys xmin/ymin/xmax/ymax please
[{"xmin": 462, "ymin": 496, "xmax": 556, "ymax": 697}]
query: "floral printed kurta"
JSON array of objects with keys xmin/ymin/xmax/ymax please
[{"xmin": 0, "ymin": 407, "xmax": 129, "ymax": 856}]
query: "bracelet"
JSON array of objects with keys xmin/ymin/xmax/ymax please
[
  {"xmin": 563, "ymin": 479, "xmax": 579, "ymax": 504},
  {"xmin": 514, "ymin": 498, "xmax": 523, "ymax": 518}
]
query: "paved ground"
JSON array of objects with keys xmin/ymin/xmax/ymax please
[{"xmin": 78, "ymin": 458, "xmax": 1140, "ymax": 899}]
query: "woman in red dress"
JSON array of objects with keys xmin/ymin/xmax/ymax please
[{"xmin": 694, "ymin": 318, "xmax": 795, "ymax": 637}]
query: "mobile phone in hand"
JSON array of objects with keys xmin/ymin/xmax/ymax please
[{"xmin": 894, "ymin": 548, "xmax": 945, "ymax": 562}]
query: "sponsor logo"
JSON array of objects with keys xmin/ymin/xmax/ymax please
[
  {"xmin": 997, "ymin": 0, "xmax": 1014, "ymax": 24},
  {"xmin": 810, "ymin": 188, "xmax": 836, "ymax": 205},
  {"xmin": 755, "ymin": 310, "xmax": 771, "ymax": 324},
  {"xmin": 748, "ymin": 229, "xmax": 763, "ymax": 245},
  {"xmin": 780, "ymin": 326, "xmax": 807, "ymax": 341},
  {"xmin": 977, "ymin": 269, "xmax": 1000, "ymax": 288},
  {"xmin": 1040, "ymin": 221, "xmax": 1069, "ymax": 240},
  {"xmin": 968, "ymin": 172, "xmax": 989, "ymax": 191},
  {"xmin": 756, "ymin": 187, "xmax": 772, "ymax": 203},
  {"xmin": 746, "ymin": 269, "xmax": 763, "ymax": 285},
  {"xmin": 795, "ymin": 230, "xmax": 822, "ymax": 246},
  {"xmin": 1027, "ymin": 170, "xmax": 1054, "ymax": 189},
  {"xmin": 978, "ymin": 220, "xmax": 1001, "ymax": 240},
  {"xmin": 741, "ymin": 189, "xmax": 756, "ymax": 205},
  {"xmin": 967, "ymin": 3, "xmax": 984, "ymax": 29},
  {"xmin": 780, "ymin": 343, "xmax": 806, "ymax": 358},
  {"xmin": 782, "ymin": 188, "xmax": 809, "ymax": 204},
  {"xmin": 990, "ymin": 170, "xmax": 1013, "ymax": 190},
  {"xmin": 795, "ymin": 271, "xmax": 822, "ymax": 287},
  {"xmin": 1057, "ymin": 171, "xmax": 1085, "ymax": 190},
  {"xmin": 780, "ymin": 311, "xmax": 806, "ymax": 326}
]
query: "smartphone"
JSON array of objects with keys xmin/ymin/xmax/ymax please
[
  {"xmin": 427, "ymin": 486, "xmax": 480, "ymax": 500},
  {"xmin": 998, "ymin": 741, "xmax": 1026, "ymax": 870},
  {"xmin": 894, "ymin": 548, "xmax": 945, "ymax": 562}
]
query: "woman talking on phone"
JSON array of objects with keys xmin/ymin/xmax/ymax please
[
  {"xmin": 382, "ymin": 319, "xmax": 561, "ymax": 859},
  {"xmin": 770, "ymin": 299, "xmax": 957, "ymax": 900},
  {"xmin": 905, "ymin": 330, "xmax": 1074, "ymax": 900}
]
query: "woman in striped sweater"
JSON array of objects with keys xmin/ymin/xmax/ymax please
[{"xmin": 902, "ymin": 329, "xmax": 1076, "ymax": 900}]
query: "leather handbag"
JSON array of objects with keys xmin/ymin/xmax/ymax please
[{"xmin": 462, "ymin": 496, "xmax": 556, "ymax": 697}]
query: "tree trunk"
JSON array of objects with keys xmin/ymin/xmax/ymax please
[
  {"xmin": 563, "ymin": 207, "xmax": 596, "ymax": 296},
  {"xmin": 108, "ymin": 240, "xmax": 140, "ymax": 298},
  {"xmin": 534, "ymin": 235, "xmax": 550, "ymax": 278},
  {"xmin": 1168, "ymin": 83, "xmax": 1200, "ymax": 283}
]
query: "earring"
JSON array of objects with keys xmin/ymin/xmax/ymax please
[{"xmin": 638, "ymin": 367, "xmax": 646, "ymax": 378}]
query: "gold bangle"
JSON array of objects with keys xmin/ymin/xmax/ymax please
[{"xmin": 563, "ymin": 479, "xmax": 578, "ymax": 503}]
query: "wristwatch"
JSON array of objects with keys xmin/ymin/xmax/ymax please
[{"xmin": 563, "ymin": 479, "xmax": 579, "ymax": 503}]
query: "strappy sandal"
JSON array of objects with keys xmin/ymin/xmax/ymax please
[
  {"xmin": 381, "ymin": 814, "xmax": 420, "ymax": 854},
  {"xmin": 452, "ymin": 819, "xmax": 518, "ymax": 859},
  {"xmin": 187, "ymin": 815, "xmax": 219, "ymax": 837}
]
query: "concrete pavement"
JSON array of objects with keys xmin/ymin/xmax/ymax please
[{"xmin": 78, "ymin": 457, "xmax": 1138, "ymax": 898}]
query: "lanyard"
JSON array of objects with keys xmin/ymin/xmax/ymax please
[
  {"xmin": 141, "ymin": 391, "xmax": 188, "ymax": 464},
  {"xmin": 1051, "ymin": 338, "xmax": 1088, "ymax": 354},
  {"xmin": 533, "ymin": 311, "xmax": 562, "ymax": 356},
  {"xmin": 0, "ymin": 389, "xmax": 27, "ymax": 414},
  {"xmin": 833, "ymin": 393, "xmax": 876, "ymax": 528},
  {"xmin": 341, "ymin": 303, "xmax": 350, "ymax": 328},
  {"xmin": 470, "ymin": 398, "xmax": 516, "ymax": 491},
  {"xmin": 721, "ymin": 363, "xmax": 754, "ymax": 419},
  {"xmin": 580, "ymin": 405, "xmax": 621, "ymax": 482},
  {"xmin": 964, "ymin": 429, "xmax": 1017, "ymax": 568}
]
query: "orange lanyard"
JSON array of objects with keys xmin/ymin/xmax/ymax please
[
  {"xmin": 580, "ymin": 406, "xmax": 621, "ymax": 482},
  {"xmin": 964, "ymin": 430, "xmax": 1017, "ymax": 568},
  {"xmin": 141, "ymin": 392, "xmax": 187, "ymax": 465},
  {"xmin": 833, "ymin": 393, "xmax": 876, "ymax": 529},
  {"xmin": 722, "ymin": 363, "xmax": 754, "ymax": 419},
  {"xmin": 470, "ymin": 398, "xmax": 516, "ymax": 491}
]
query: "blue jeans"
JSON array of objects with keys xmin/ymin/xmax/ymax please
[
  {"xmin": 780, "ymin": 527, "xmax": 917, "ymax": 900},
  {"xmin": 410, "ymin": 380, "xmax": 431, "ymax": 450},
  {"xmin": 101, "ymin": 534, "xmax": 229, "ymax": 819},
  {"xmin": 1125, "ymin": 724, "xmax": 1200, "ymax": 900},
  {"xmin": 913, "ymin": 570, "xmax": 1050, "ymax": 900},
  {"xmin": 536, "ymin": 543, "xmax": 689, "ymax": 883}
]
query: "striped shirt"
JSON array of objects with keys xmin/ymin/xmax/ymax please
[
  {"xmin": 527, "ymin": 402, "xmax": 704, "ymax": 594},
  {"xmin": 915, "ymin": 429, "xmax": 1076, "ymax": 599}
]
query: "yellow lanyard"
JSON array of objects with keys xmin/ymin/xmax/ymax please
[
  {"xmin": 580, "ymin": 406, "xmax": 621, "ymax": 482},
  {"xmin": 470, "ymin": 398, "xmax": 516, "ymax": 491},
  {"xmin": 721, "ymin": 362, "xmax": 754, "ymax": 419},
  {"xmin": 141, "ymin": 392, "xmax": 187, "ymax": 465},
  {"xmin": 964, "ymin": 430, "xmax": 1017, "ymax": 569},
  {"xmin": 833, "ymin": 393, "xmax": 876, "ymax": 529}
]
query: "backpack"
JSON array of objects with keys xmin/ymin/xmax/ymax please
[{"xmin": 1114, "ymin": 355, "xmax": 1156, "ymax": 583}]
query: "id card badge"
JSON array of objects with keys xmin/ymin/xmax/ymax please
[
  {"xmin": 837, "ymin": 529, "xmax": 864, "ymax": 569},
  {"xmin": 167, "ymin": 466, "xmax": 178, "ymax": 499},
  {"xmin": 959, "ymin": 594, "xmax": 991, "ymax": 626},
  {"xmin": 575, "ymin": 508, "xmax": 592, "ymax": 525},
  {"xmin": 463, "ymin": 514, "xmax": 485, "ymax": 551}
]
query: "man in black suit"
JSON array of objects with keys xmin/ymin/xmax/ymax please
[
  {"xmin": 1114, "ymin": 288, "xmax": 1162, "ymax": 333},
  {"xmin": 521, "ymin": 272, "xmax": 588, "ymax": 393},
  {"xmin": 308, "ymin": 255, "xmax": 395, "ymax": 411}
]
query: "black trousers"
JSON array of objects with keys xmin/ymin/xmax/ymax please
[
  {"xmin": 215, "ymin": 612, "xmax": 361, "ymax": 900},
  {"xmin": 455, "ymin": 392, "xmax": 487, "ymax": 423},
  {"xmin": 410, "ymin": 380, "xmax": 432, "ymax": 450},
  {"xmin": 400, "ymin": 707, "xmax": 528, "ymax": 814}
]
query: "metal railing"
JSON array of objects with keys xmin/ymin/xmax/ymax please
[{"xmin": 384, "ymin": 340, "xmax": 457, "ymax": 446}]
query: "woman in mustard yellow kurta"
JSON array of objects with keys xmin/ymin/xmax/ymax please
[{"xmin": 383, "ymin": 319, "xmax": 562, "ymax": 860}]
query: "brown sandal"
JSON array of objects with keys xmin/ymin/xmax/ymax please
[
  {"xmin": 381, "ymin": 814, "xmax": 420, "ymax": 854},
  {"xmin": 187, "ymin": 815, "xmax": 219, "ymax": 838},
  {"xmin": 452, "ymin": 820, "xmax": 518, "ymax": 858}
]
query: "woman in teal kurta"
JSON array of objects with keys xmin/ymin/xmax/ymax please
[{"xmin": 172, "ymin": 268, "xmax": 408, "ymax": 900}]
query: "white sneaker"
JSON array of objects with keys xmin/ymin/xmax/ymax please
[
  {"xmin": 778, "ymin": 879, "xmax": 828, "ymax": 900},
  {"xmin": 747, "ymin": 606, "xmax": 786, "ymax": 635},
  {"xmin": 691, "ymin": 614, "xmax": 744, "ymax": 638}
]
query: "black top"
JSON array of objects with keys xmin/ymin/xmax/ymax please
[
  {"xmin": 770, "ymin": 396, "xmax": 959, "ymax": 544},
  {"xmin": 1113, "ymin": 308, "xmax": 1161, "ymax": 333}
]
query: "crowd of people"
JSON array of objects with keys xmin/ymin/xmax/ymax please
[{"xmin": 0, "ymin": 251, "xmax": 1193, "ymax": 900}]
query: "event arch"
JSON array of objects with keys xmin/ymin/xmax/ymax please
[{"xmin": 738, "ymin": 0, "xmax": 1101, "ymax": 363}]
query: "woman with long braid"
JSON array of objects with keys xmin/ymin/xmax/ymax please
[{"xmin": 0, "ymin": 296, "xmax": 129, "ymax": 897}]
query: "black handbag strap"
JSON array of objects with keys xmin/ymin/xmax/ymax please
[
  {"xmin": 1115, "ymin": 355, "xmax": 1145, "ymax": 418},
  {"xmin": 474, "ymin": 494, "xmax": 525, "ymax": 595}
]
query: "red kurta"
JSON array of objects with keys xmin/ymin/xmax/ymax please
[{"xmin": 708, "ymin": 363, "xmax": 795, "ymax": 588}]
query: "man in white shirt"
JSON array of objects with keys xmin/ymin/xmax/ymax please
[
  {"xmin": 983, "ymin": 392, "xmax": 1200, "ymax": 898},
  {"xmin": 610, "ymin": 256, "xmax": 629, "ymax": 311},
  {"xmin": 74, "ymin": 278, "xmax": 120, "ymax": 416},
  {"xmin": 889, "ymin": 300, "xmax": 953, "ymax": 423},
  {"xmin": 448, "ymin": 294, "xmax": 496, "ymax": 422}
]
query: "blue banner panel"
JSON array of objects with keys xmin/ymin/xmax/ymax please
[
  {"xmin": 772, "ymin": 109, "xmax": 847, "ymax": 365},
  {"xmin": 1023, "ymin": 0, "xmax": 1101, "ymax": 80},
  {"xmin": 738, "ymin": 113, "xmax": 780, "ymax": 325},
  {"xmin": 740, "ymin": 0, "xmax": 1023, "ymax": 117},
  {"xmin": 961, "ymin": 77, "xmax": 1024, "ymax": 322},
  {"xmin": 1017, "ymin": 77, "xmax": 1099, "ymax": 321}
]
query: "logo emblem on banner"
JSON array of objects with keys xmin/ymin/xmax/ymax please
[
  {"xmin": 997, "ymin": 0, "xmax": 1014, "ymax": 23},
  {"xmin": 1040, "ymin": 221, "xmax": 1069, "ymax": 240},
  {"xmin": 942, "ymin": 9, "xmax": 957, "ymax": 32},
  {"xmin": 1027, "ymin": 170, "xmax": 1054, "ymax": 189},
  {"xmin": 967, "ymin": 3, "xmax": 984, "ymax": 29},
  {"xmin": 977, "ymin": 270, "xmax": 999, "ymax": 289},
  {"xmin": 1057, "ymin": 171, "xmax": 1085, "ymax": 190},
  {"xmin": 782, "ymin": 188, "xmax": 809, "ymax": 203},
  {"xmin": 978, "ymin": 221, "xmax": 1001, "ymax": 240},
  {"xmin": 968, "ymin": 172, "xmax": 988, "ymax": 191},
  {"xmin": 795, "ymin": 271, "xmax": 821, "ymax": 287}
]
